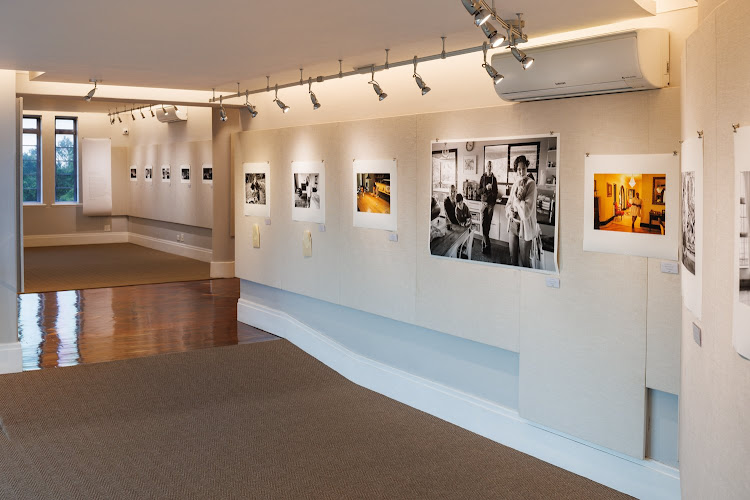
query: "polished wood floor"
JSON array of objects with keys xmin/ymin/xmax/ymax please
[
  {"xmin": 598, "ymin": 218, "xmax": 661, "ymax": 234},
  {"xmin": 357, "ymin": 192, "xmax": 390, "ymax": 214},
  {"xmin": 18, "ymin": 278, "xmax": 278, "ymax": 371}
]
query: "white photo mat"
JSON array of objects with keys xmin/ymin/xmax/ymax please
[
  {"xmin": 353, "ymin": 159, "xmax": 398, "ymax": 232},
  {"xmin": 144, "ymin": 165, "xmax": 153, "ymax": 183},
  {"xmin": 243, "ymin": 162, "xmax": 271, "ymax": 217},
  {"xmin": 129, "ymin": 165, "xmax": 137, "ymax": 181},
  {"xmin": 734, "ymin": 127, "xmax": 750, "ymax": 358},
  {"xmin": 583, "ymin": 154, "xmax": 679, "ymax": 260},
  {"xmin": 180, "ymin": 164, "xmax": 191, "ymax": 184},
  {"xmin": 202, "ymin": 164, "xmax": 213, "ymax": 184},
  {"xmin": 161, "ymin": 165, "xmax": 171, "ymax": 183},
  {"xmin": 291, "ymin": 161, "xmax": 325, "ymax": 224},
  {"xmin": 682, "ymin": 137, "xmax": 703, "ymax": 319}
]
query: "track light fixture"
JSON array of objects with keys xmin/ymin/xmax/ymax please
[
  {"xmin": 130, "ymin": 108, "xmax": 136, "ymax": 121},
  {"xmin": 460, "ymin": 0, "xmax": 480, "ymax": 15},
  {"xmin": 244, "ymin": 91, "xmax": 259, "ymax": 118},
  {"xmin": 219, "ymin": 95, "xmax": 228, "ymax": 122},
  {"xmin": 117, "ymin": 113, "xmax": 122, "ymax": 123},
  {"xmin": 150, "ymin": 105, "xmax": 155, "ymax": 117},
  {"xmin": 481, "ymin": 21, "xmax": 505, "ymax": 49},
  {"xmin": 482, "ymin": 42, "xmax": 504, "ymax": 85},
  {"xmin": 510, "ymin": 45, "xmax": 534, "ymax": 70},
  {"xmin": 273, "ymin": 85, "xmax": 290, "ymax": 113},
  {"xmin": 84, "ymin": 79, "xmax": 98, "ymax": 102},
  {"xmin": 140, "ymin": 109, "xmax": 146, "ymax": 119},
  {"xmin": 109, "ymin": 111, "xmax": 115, "ymax": 125},
  {"xmin": 474, "ymin": 6, "xmax": 491, "ymax": 26},
  {"xmin": 308, "ymin": 78, "xmax": 321, "ymax": 110},
  {"xmin": 412, "ymin": 57, "xmax": 431, "ymax": 96},
  {"xmin": 369, "ymin": 68, "xmax": 388, "ymax": 101}
]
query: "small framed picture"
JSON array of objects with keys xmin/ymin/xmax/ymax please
[
  {"xmin": 607, "ymin": 183, "xmax": 613, "ymax": 197},
  {"xmin": 462, "ymin": 155, "xmax": 477, "ymax": 174},
  {"xmin": 652, "ymin": 176, "xmax": 666, "ymax": 205}
]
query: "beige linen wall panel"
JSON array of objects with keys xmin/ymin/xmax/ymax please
[
  {"xmin": 646, "ymin": 259, "xmax": 681, "ymax": 394},
  {"xmin": 681, "ymin": 3, "xmax": 750, "ymax": 498},
  {"xmin": 234, "ymin": 129, "xmax": 284, "ymax": 289},
  {"xmin": 276, "ymin": 124, "xmax": 341, "ymax": 305},
  {"xmin": 337, "ymin": 116, "xmax": 418, "ymax": 324},
  {"xmin": 415, "ymin": 107, "xmax": 524, "ymax": 352},
  {"xmin": 111, "ymin": 146, "xmax": 129, "ymax": 216}
]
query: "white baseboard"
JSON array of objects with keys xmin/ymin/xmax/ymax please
[
  {"xmin": 210, "ymin": 261, "xmax": 235, "ymax": 278},
  {"xmin": 128, "ymin": 233, "xmax": 212, "ymax": 263},
  {"xmin": 23, "ymin": 232, "xmax": 129, "ymax": 247},
  {"xmin": 0, "ymin": 342, "xmax": 23, "ymax": 375},
  {"xmin": 237, "ymin": 298, "xmax": 680, "ymax": 500}
]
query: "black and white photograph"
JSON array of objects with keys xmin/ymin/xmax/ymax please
[
  {"xmin": 181, "ymin": 166, "xmax": 191, "ymax": 184},
  {"xmin": 243, "ymin": 163, "xmax": 271, "ymax": 217},
  {"xmin": 292, "ymin": 161, "xmax": 325, "ymax": 224},
  {"xmin": 145, "ymin": 166, "xmax": 152, "ymax": 182},
  {"xmin": 682, "ymin": 171, "xmax": 696, "ymax": 274},
  {"xmin": 202, "ymin": 166, "xmax": 213, "ymax": 184},
  {"xmin": 130, "ymin": 167, "xmax": 137, "ymax": 181},
  {"xmin": 245, "ymin": 173, "xmax": 266, "ymax": 205},
  {"xmin": 294, "ymin": 173, "xmax": 320, "ymax": 209},
  {"xmin": 161, "ymin": 165, "xmax": 171, "ymax": 182},
  {"xmin": 734, "ymin": 128, "xmax": 750, "ymax": 357},
  {"xmin": 430, "ymin": 136, "xmax": 559, "ymax": 273},
  {"xmin": 738, "ymin": 171, "xmax": 750, "ymax": 306}
]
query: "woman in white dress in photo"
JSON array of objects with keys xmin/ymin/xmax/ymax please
[{"xmin": 629, "ymin": 192, "xmax": 642, "ymax": 230}]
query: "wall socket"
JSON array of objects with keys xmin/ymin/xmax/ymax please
[{"xmin": 104, "ymin": 224, "xmax": 111, "ymax": 232}]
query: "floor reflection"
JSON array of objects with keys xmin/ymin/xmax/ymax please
[{"xmin": 55, "ymin": 290, "xmax": 82, "ymax": 367}]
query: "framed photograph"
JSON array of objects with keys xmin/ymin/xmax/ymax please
[
  {"xmin": 353, "ymin": 159, "xmax": 397, "ymax": 231},
  {"xmin": 291, "ymin": 161, "xmax": 325, "ymax": 224},
  {"xmin": 583, "ymin": 154, "xmax": 679, "ymax": 260},
  {"xmin": 130, "ymin": 166, "xmax": 137, "ymax": 181},
  {"xmin": 652, "ymin": 176, "xmax": 666, "ymax": 205},
  {"xmin": 733, "ymin": 127, "xmax": 749, "ymax": 356},
  {"xmin": 161, "ymin": 165, "xmax": 171, "ymax": 183},
  {"xmin": 144, "ymin": 165, "xmax": 153, "ymax": 183},
  {"xmin": 462, "ymin": 155, "xmax": 477, "ymax": 174},
  {"xmin": 202, "ymin": 165, "xmax": 213, "ymax": 184},
  {"xmin": 430, "ymin": 134, "xmax": 559, "ymax": 274},
  {"xmin": 243, "ymin": 162, "xmax": 270, "ymax": 217},
  {"xmin": 607, "ymin": 183, "xmax": 612, "ymax": 197},
  {"xmin": 180, "ymin": 165, "xmax": 191, "ymax": 184}
]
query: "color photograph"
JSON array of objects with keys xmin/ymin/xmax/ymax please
[
  {"xmin": 352, "ymin": 159, "xmax": 397, "ymax": 231},
  {"xmin": 429, "ymin": 136, "xmax": 559, "ymax": 273},
  {"xmin": 356, "ymin": 173, "xmax": 390, "ymax": 214},
  {"xmin": 593, "ymin": 173, "xmax": 665, "ymax": 235}
]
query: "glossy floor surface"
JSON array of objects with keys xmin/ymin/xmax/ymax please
[{"xmin": 18, "ymin": 278, "xmax": 277, "ymax": 371}]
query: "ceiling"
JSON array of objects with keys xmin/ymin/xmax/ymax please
[{"xmin": 0, "ymin": 0, "xmax": 656, "ymax": 92}]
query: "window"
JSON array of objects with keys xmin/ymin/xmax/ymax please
[
  {"xmin": 22, "ymin": 116, "xmax": 41, "ymax": 203},
  {"xmin": 55, "ymin": 117, "xmax": 78, "ymax": 202}
]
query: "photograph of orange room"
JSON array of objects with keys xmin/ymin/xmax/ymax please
[
  {"xmin": 593, "ymin": 173, "xmax": 665, "ymax": 235},
  {"xmin": 356, "ymin": 173, "xmax": 390, "ymax": 214}
]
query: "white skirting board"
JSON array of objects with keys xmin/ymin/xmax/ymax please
[
  {"xmin": 237, "ymin": 298, "xmax": 680, "ymax": 500},
  {"xmin": 127, "ymin": 233, "xmax": 212, "ymax": 263},
  {"xmin": 23, "ymin": 232, "xmax": 129, "ymax": 247},
  {"xmin": 210, "ymin": 261, "xmax": 235, "ymax": 278},
  {"xmin": 0, "ymin": 342, "xmax": 23, "ymax": 375}
]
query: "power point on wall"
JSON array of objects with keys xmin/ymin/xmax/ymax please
[
  {"xmin": 104, "ymin": 224, "xmax": 111, "ymax": 232},
  {"xmin": 122, "ymin": 128, "xmax": 129, "ymax": 136},
  {"xmin": 388, "ymin": 233, "xmax": 398, "ymax": 242}
]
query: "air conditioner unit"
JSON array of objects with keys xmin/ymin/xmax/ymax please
[
  {"xmin": 492, "ymin": 29, "xmax": 670, "ymax": 102},
  {"xmin": 155, "ymin": 105, "xmax": 188, "ymax": 123}
]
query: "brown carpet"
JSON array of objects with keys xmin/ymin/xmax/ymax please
[
  {"xmin": 0, "ymin": 341, "xmax": 631, "ymax": 499},
  {"xmin": 23, "ymin": 243, "xmax": 211, "ymax": 293}
]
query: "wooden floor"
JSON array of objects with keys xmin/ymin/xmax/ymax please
[
  {"xmin": 357, "ymin": 192, "xmax": 390, "ymax": 214},
  {"xmin": 598, "ymin": 218, "xmax": 661, "ymax": 234},
  {"xmin": 18, "ymin": 278, "xmax": 277, "ymax": 371}
]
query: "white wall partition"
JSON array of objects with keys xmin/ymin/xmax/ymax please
[{"xmin": 81, "ymin": 138, "xmax": 113, "ymax": 216}]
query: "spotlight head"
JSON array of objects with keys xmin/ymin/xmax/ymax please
[
  {"xmin": 370, "ymin": 81, "xmax": 387, "ymax": 101},
  {"xmin": 83, "ymin": 79, "xmax": 98, "ymax": 102},
  {"xmin": 275, "ymin": 99, "xmax": 290, "ymax": 113},
  {"xmin": 140, "ymin": 109, "xmax": 146, "ymax": 119},
  {"xmin": 484, "ymin": 64, "xmax": 504, "ymax": 85},
  {"xmin": 219, "ymin": 105, "xmax": 228, "ymax": 122},
  {"xmin": 481, "ymin": 22, "xmax": 506, "ymax": 48},
  {"xmin": 414, "ymin": 74, "xmax": 431, "ymax": 96},
  {"xmin": 511, "ymin": 46, "xmax": 534, "ymax": 70},
  {"xmin": 131, "ymin": 110, "xmax": 136, "ymax": 120},
  {"xmin": 117, "ymin": 114, "xmax": 122, "ymax": 123},
  {"xmin": 246, "ymin": 104, "xmax": 258, "ymax": 118},
  {"xmin": 150, "ymin": 106, "xmax": 155, "ymax": 117},
  {"xmin": 474, "ymin": 7, "xmax": 491, "ymax": 27},
  {"xmin": 460, "ymin": 0, "xmax": 480, "ymax": 16},
  {"xmin": 310, "ymin": 91, "xmax": 321, "ymax": 110}
]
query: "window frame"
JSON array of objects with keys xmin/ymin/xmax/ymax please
[
  {"xmin": 21, "ymin": 115, "xmax": 42, "ymax": 204},
  {"xmin": 54, "ymin": 116, "xmax": 79, "ymax": 203}
]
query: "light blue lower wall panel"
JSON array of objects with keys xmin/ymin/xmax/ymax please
[
  {"xmin": 240, "ymin": 280, "xmax": 519, "ymax": 410},
  {"xmin": 647, "ymin": 389, "xmax": 679, "ymax": 468}
]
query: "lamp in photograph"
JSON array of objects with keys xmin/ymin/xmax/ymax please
[
  {"xmin": 412, "ymin": 57, "xmax": 431, "ymax": 96},
  {"xmin": 482, "ymin": 42, "xmax": 504, "ymax": 85},
  {"xmin": 84, "ymin": 79, "xmax": 98, "ymax": 101},
  {"xmin": 510, "ymin": 45, "xmax": 534, "ymax": 70},
  {"xmin": 273, "ymin": 85, "xmax": 290, "ymax": 113},
  {"xmin": 369, "ymin": 68, "xmax": 387, "ymax": 101},
  {"xmin": 308, "ymin": 78, "xmax": 321, "ymax": 110},
  {"xmin": 629, "ymin": 176, "xmax": 636, "ymax": 188}
]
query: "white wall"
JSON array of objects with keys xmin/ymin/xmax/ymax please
[
  {"xmin": 233, "ymin": 84, "xmax": 682, "ymax": 459},
  {"xmin": 680, "ymin": 0, "xmax": 750, "ymax": 497}
]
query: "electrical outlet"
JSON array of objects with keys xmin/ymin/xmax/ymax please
[
  {"xmin": 388, "ymin": 233, "xmax": 398, "ymax": 242},
  {"xmin": 545, "ymin": 277, "xmax": 560, "ymax": 288},
  {"xmin": 104, "ymin": 224, "xmax": 111, "ymax": 232},
  {"xmin": 176, "ymin": 234, "xmax": 181, "ymax": 242}
]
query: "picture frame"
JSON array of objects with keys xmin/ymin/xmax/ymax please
[
  {"xmin": 462, "ymin": 155, "xmax": 477, "ymax": 174},
  {"xmin": 652, "ymin": 176, "xmax": 666, "ymax": 205},
  {"xmin": 607, "ymin": 183, "xmax": 612, "ymax": 197}
]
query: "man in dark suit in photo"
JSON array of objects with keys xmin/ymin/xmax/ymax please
[{"xmin": 479, "ymin": 161, "xmax": 498, "ymax": 254}]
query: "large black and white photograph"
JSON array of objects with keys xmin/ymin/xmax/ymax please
[
  {"xmin": 144, "ymin": 165, "xmax": 153, "ymax": 182},
  {"xmin": 353, "ymin": 159, "xmax": 397, "ymax": 231},
  {"xmin": 161, "ymin": 165, "xmax": 171, "ymax": 182},
  {"xmin": 202, "ymin": 165, "xmax": 213, "ymax": 184},
  {"xmin": 291, "ymin": 161, "xmax": 326, "ymax": 224},
  {"xmin": 734, "ymin": 128, "xmax": 750, "ymax": 357},
  {"xmin": 243, "ymin": 162, "xmax": 271, "ymax": 217},
  {"xmin": 739, "ymin": 171, "xmax": 750, "ymax": 307},
  {"xmin": 682, "ymin": 171, "xmax": 696, "ymax": 274},
  {"xmin": 181, "ymin": 165, "xmax": 191, "ymax": 184},
  {"xmin": 430, "ymin": 136, "xmax": 558, "ymax": 273},
  {"xmin": 130, "ymin": 167, "xmax": 137, "ymax": 181}
]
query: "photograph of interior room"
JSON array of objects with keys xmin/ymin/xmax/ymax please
[{"xmin": 0, "ymin": 0, "xmax": 748, "ymax": 498}]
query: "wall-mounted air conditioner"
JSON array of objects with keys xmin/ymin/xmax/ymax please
[
  {"xmin": 492, "ymin": 28, "xmax": 670, "ymax": 102},
  {"xmin": 155, "ymin": 105, "xmax": 188, "ymax": 123}
]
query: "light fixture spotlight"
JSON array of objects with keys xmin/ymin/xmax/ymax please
[
  {"xmin": 412, "ymin": 57, "xmax": 431, "ymax": 96},
  {"xmin": 244, "ymin": 91, "xmax": 259, "ymax": 118},
  {"xmin": 84, "ymin": 79, "xmax": 98, "ymax": 102},
  {"xmin": 150, "ymin": 105, "xmax": 155, "ymax": 117},
  {"xmin": 273, "ymin": 85, "xmax": 290, "ymax": 113},
  {"xmin": 481, "ymin": 42, "xmax": 504, "ymax": 85},
  {"xmin": 481, "ymin": 22, "xmax": 506, "ymax": 49},
  {"xmin": 219, "ymin": 95, "xmax": 228, "ymax": 122},
  {"xmin": 460, "ymin": 0, "xmax": 480, "ymax": 16},
  {"xmin": 474, "ymin": 6, "xmax": 491, "ymax": 26},
  {"xmin": 511, "ymin": 45, "xmax": 534, "ymax": 70},
  {"xmin": 117, "ymin": 113, "xmax": 122, "ymax": 123},
  {"xmin": 140, "ymin": 108, "xmax": 146, "ymax": 119},
  {"xmin": 130, "ymin": 108, "xmax": 136, "ymax": 121},
  {"xmin": 308, "ymin": 78, "xmax": 321, "ymax": 110},
  {"xmin": 369, "ymin": 68, "xmax": 387, "ymax": 101}
]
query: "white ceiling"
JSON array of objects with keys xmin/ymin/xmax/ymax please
[{"xmin": 0, "ymin": 0, "xmax": 656, "ymax": 91}]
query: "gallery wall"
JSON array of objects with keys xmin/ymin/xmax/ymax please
[
  {"xmin": 233, "ymin": 85, "xmax": 682, "ymax": 459},
  {"xmin": 680, "ymin": 0, "xmax": 750, "ymax": 497}
]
